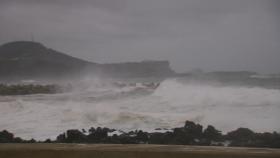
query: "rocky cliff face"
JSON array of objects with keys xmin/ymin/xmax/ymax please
[{"xmin": 0, "ymin": 41, "xmax": 175, "ymax": 80}]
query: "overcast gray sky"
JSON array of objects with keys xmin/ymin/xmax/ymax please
[{"xmin": 0, "ymin": 0, "xmax": 279, "ymax": 73}]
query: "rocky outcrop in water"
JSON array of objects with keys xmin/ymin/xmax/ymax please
[{"xmin": 0, "ymin": 84, "xmax": 60, "ymax": 95}]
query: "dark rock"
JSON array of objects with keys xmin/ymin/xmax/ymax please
[
  {"xmin": 184, "ymin": 121, "xmax": 203, "ymax": 137},
  {"xmin": 0, "ymin": 130, "xmax": 14, "ymax": 143},
  {"xmin": 44, "ymin": 139, "xmax": 52, "ymax": 143},
  {"xmin": 1, "ymin": 120, "xmax": 280, "ymax": 148},
  {"xmin": 135, "ymin": 130, "xmax": 149, "ymax": 143},
  {"xmin": 203, "ymin": 125, "xmax": 222, "ymax": 141},
  {"xmin": 56, "ymin": 133, "xmax": 66, "ymax": 143},
  {"xmin": 227, "ymin": 128, "xmax": 255, "ymax": 141},
  {"xmin": 226, "ymin": 128, "xmax": 256, "ymax": 147},
  {"xmin": 65, "ymin": 130, "xmax": 86, "ymax": 143},
  {"xmin": 87, "ymin": 127, "xmax": 109, "ymax": 143}
]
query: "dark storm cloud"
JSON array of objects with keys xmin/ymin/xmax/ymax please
[{"xmin": 0, "ymin": 0, "xmax": 279, "ymax": 73}]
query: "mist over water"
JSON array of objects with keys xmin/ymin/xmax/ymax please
[{"xmin": 0, "ymin": 77, "xmax": 280, "ymax": 140}]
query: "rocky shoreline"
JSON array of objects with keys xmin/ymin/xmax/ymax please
[
  {"xmin": 0, "ymin": 84, "xmax": 61, "ymax": 95},
  {"xmin": 1, "ymin": 121, "xmax": 279, "ymax": 148}
]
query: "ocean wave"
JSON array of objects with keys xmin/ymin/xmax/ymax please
[{"xmin": 0, "ymin": 78, "xmax": 280, "ymax": 140}]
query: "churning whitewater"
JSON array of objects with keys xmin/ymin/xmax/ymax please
[{"xmin": 0, "ymin": 78, "xmax": 280, "ymax": 140}]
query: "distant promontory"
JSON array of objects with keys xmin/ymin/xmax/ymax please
[{"xmin": 0, "ymin": 41, "xmax": 175, "ymax": 80}]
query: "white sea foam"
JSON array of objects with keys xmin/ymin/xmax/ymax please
[{"xmin": 0, "ymin": 78, "xmax": 279, "ymax": 140}]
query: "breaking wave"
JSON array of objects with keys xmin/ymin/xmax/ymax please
[{"xmin": 0, "ymin": 78, "xmax": 280, "ymax": 140}]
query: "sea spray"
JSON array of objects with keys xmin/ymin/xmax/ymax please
[
  {"xmin": 0, "ymin": 78, "xmax": 280, "ymax": 140},
  {"xmin": 153, "ymin": 79, "xmax": 280, "ymax": 132}
]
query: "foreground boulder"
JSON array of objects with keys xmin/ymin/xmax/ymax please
[{"xmin": 1, "ymin": 121, "xmax": 280, "ymax": 148}]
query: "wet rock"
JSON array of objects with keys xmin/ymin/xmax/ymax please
[
  {"xmin": 0, "ymin": 130, "xmax": 14, "ymax": 143},
  {"xmin": 203, "ymin": 125, "xmax": 222, "ymax": 141},
  {"xmin": 1, "ymin": 120, "xmax": 279, "ymax": 148}
]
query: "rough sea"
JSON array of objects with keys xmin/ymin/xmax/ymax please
[{"xmin": 0, "ymin": 76, "xmax": 280, "ymax": 140}]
